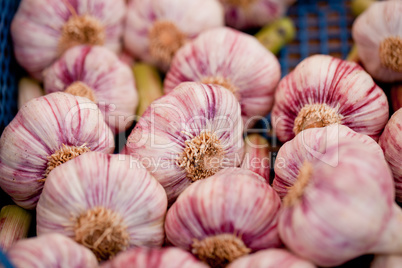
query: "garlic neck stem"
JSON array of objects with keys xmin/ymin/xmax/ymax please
[
  {"xmin": 283, "ymin": 161, "xmax": 313, "ymax": 207},
  {"xmin": 65, "ymin": 81, "xmax": 96, "ymax": 102},
  {"xmin": 192, "ymin": 234, "xmax": 251, "ymax": 268},
  {"xmin": 379, "ymin": 37, "xmax": 402, "ymax": 73},
  {"xmin": 293, "ymin": 103, "xmax": 343, "ymax": 135}
]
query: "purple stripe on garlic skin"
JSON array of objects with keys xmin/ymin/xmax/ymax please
[
  {"xmin": 7, "ymin": 233, "xmax": 98, "ymax": 268},
  {"xmin": 352, "ymin": 1, "xmax": 402, "ymax": 83},
  {"xmin": 36, "ymin": 152, "xmax": 168, "ymax": 261},
  {"xmin": 44, "ymin": 45, "xmax": 139, "ymax": 134},
  {"xmin": 379, "ymin": 109, "xmax": 402, "ymax": 202},
  {"xmin": 101, "ymin": 247, "xmax": 208, "ymax": 268},
  {"xmin": 11, "ymin": 0, "xmax": 125, "ymax": 80},
  {"xmin": 227, "ymin": 248, "xmax": 316, "ymax": 268},
  {"xmin": 278, "ymin": 142, "xmax": 402, "ymax": 267},
  {"xmin": 271, "ymin": 55, "xmax": 389, "ymax": 143},
  {"xmin": 371, "ymin": 255, "xmax": 402, "ymax": 268},
  {"xmin": 125, "ymin": 82, "xmax": 244, "ymax": 204},
  {"xmin": 124, "ymin": 0, "xmax": 224, "ymax": 71},
  {"xmin": 0, "ymin": 92, "xmax": 114, "ymax": 209},
  {"xmin": 165, "ymin": 27, "xmax": 281, "ymax": 127},
  {"xmin": 273, "ymin": 124, "xmax": 384, "ymax": 199},
  {"xmin": 165, "ymin": 168, "xmax": 282, "ymax": 268}
]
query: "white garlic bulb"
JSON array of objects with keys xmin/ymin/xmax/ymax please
[
  {"xmin": 11, "ymin": 0, "xmax": 126, "ymax": 80},
  {"xmin": 0, "ymin": 93, "xmax": 114, "ymax": 209},
  {"xmin": 125, "ymin": 82, "xmax": 244, "ymax": 204},
  {"xmin": 44, "ymin": 45, "xmax": 138, "ymax": 134},
  {"xmin": 36, "ymin": 152, "xmax": 168, "ymax": 261},
  {"xmin": 7, "ymin": 233, "xmax": 98, "ymax": 268},
  {"xmin": 352, "ymin": 1, "xmax": 402, "ymax": 82},
  {"xmin": 124, "ymin": 0, "xmax": 224, "ymax": 71},
  {"xmin": 165, "ymin": 27, "xmax": 281, "ymax": 127}
]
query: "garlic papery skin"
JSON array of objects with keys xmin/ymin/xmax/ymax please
[
  {"xmin": 101, "ymin": 247, "xmax": 208, "ymax": 268},
  {"xmin": 165, "ymin": 168, "xmax": 282, "ymax": 268},
  {"xmin": 11, "ymin": 0, "xmax": 125, "ymax": 80},
  {"xmin": 164, "ymin": 27, "xmax": 281, "ymax": 127},
  {"xmin": 36, "ymin": 152, "xmax": 168, "ymax": 261},
  {"xmin": 241, "ymin": 134, "xmax": 270, "ymax": 183},
  {"xmin": 7, "ymin": 233, "xmax": 98, "ymax": 268},
  {"xmin": 379, "ymin": 109, "xmax": 402, "ymax": 202},
  {"xmin": 0, "ymin": 92, "xmax": 114, "ymax": 209},
  {"xmin": 44, "ymin": 45, "xmax": 138, "ymax": 134},
  {"xmin": 125, "ymin": 82, "xmax": 244, "ymax": 204},
  {"xmin": 273, "ymin": 124, "xmax": 384, "ymax": 199},
  {"xmin": 271, "ymin": 55, "xmax": 389, "ymax": 143},
  {"xmin": 352, "ymin": 1, "xmax": 402, "ymax": 82},
  {"xmin": 227, "ymin": 248, "xmax": 316, "ymax": 268},
  {"xmin": 124, "ymin": 0, "xmax": 224, "ymax": 71},
  {"xmin": 278, "ymin": 142, "xmax": 402, "ymax": 267},
  {"xmin": 371, "ymin": 255, "xmax": 402, "ymax": 268},
  {"xmin": 219, "ymin": 0, "xmax": 290, "ymax": 30}
]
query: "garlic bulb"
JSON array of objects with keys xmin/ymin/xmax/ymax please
[
  {"xmin": 0, "ymin": 93, "xmax": 114, "ymax": 209},
  {"xmin": 11, "ymin": 0, "xmax": 125, "ymax": 80},
  {"xmin": 241, "ymin": 134, "xmax": 270, "ymax": 183},
  {"xmin": 44, "ymin": 45, "xmax": 138, "ymax": 134},
  {"xmin": 273, "ymin": 124, "xmax": 384, "ymax": 199},
  {"xmin": 7, "ymin": 233, "xmax": 98, "ymax": 268},
  {"xmin": 36, "ymin": 152, "xmax": 167, "ymax": 261},
  {"xmin": 371, "ymin": 255, "xmax": 402, "ymax": 268},
  {"xmin": 124, "ymin": 0, "xmax": 224, "ymax": 71},
  {"xmin": 165, "ymin": 168, "xmax": 282, "ymax": 268},
  {"xmin": 352, "ymin": 1, "xmax": 402, "ymax": 82},
  {"xmin": 228, "ymin": 248, "xmax": 316, "ymax": 268},
  {"xmin": 379, "ymin": 109, "xmax": 402, "ymax": 202},
  {"xmin": 278, "ymin": 142, "xmax": 402, "ymax": 267},
  {"xmin": 0, "ymin": 205, "xmax": 32, "ymax": 251},
  {"xmin": 271, "ymin": 55, "xmax": 389, "ymax": 143},
  {"xmin": 219, "ymin": 0, "xmax": 292, "ymax": 30},
  {"xmin": 164, "ymin": 27, "xmax": 280, "ymax": 126},
  {"xmin": 125, "ymin": 82, "xmax": 244, "ymax": 204},
  {"xmin": 101, "ymin": 247, "xmax": 208, "ymax": 268}
]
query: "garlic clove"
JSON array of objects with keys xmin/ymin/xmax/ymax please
[
  {"xmin": 11, "ymin": 0, "xmax": 126, "ymax": 80},
  {"xmin": 165, "ymin": 27, "xmax": 281, "ymax": 128},
  {"xmin": 165, "ymin": 168, "xmax": 282, "ymax": 268},
  {"xmin": 371, "ymin": 255, "xmax": 402, "ymax": 268},
  {"xmin": 271, "ymin": 55, "xmax": 389, "ymax": 143},
  {"xmin": 379, "ymin": 109, "xmax": 402, "ymax": 202},
  {"xmin": 227, "ymin": 248, "xmax": 316, "ymax": 268},
  {"xmin": 17, "ymin": 77, "xmax": 44, "ymax": 110},
  {"xmin": 44, "ymin": 45, "xmax": 138, "ymax": 134},
  {"xmin": 36, "ymin": 152, "xmax": 167, "ymax": 261},
  {"xmin": 352, "ymin": 1, "xmax": 402, "ymax": 82},
  {"xmin": 241, "ymin": 134, "xmax": 270, "ymax": 183},
  {"xmin": 7, "ymin": 233, "xmax": 98, "ymax": 268},
  {"xmin": 0, "ymin": 205, "xmax": 32, "ymax": 251},
  {"xmin": 0, "ymin": 92, "xmax": 114, "ymax": 209},
  {"xmin": 101, "ymin": 247, "xmax": 208, "ymax": 268},
  {"xmin": 273, "ymin": 124, "xmax": 384, "ymax": 199},
  {"xmin": 125, "ymin": 82, "xmax": 244, "ymax": 204},
  {"xmin": 124, "ymin": 0, "xmax": 224, "ymax": 71}
]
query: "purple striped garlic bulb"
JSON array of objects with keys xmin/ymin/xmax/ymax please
[
  {"xmin": 7, "ymin": 233, "xmax": 98, "ymax": 268},
  {"xmin": 241, "ymin": 134, "xmax": 270, "ymax": 183},
  {"xmin": 371, "ymin": 255, "xmax": 402, "ymax": 268},
  {"xmin": 165, "ymin": 27, "xmax": 281, "ymax": 126},
  {"xmin": 124, "ymin": 0, "xmax": 224, "ymax": 71},
  {"xmin": 165, "ymin": 168, "xmax": 282, "ymax": 268},
  {"xmin": 379, "ymin": 109, "xmax": 402, "ymax": 202},
  {"xmin": 101, "ymin": 247, "xmax": 208, "ymax": 268},
  {"xmin": 11, "ymin": 0, "xmax": 125, "ymax": 80},
  {"xmin": 219, "ymin": 0, "xmax": 294, "ymax": 30},
  {"xmin": 36, "ymin": 152, "xmax": 168, "ymax": 261},
  {"xmin": 278, "ymin": 142, "xmax": 402, "ymax": 267},
  {"xmin": 271, "ymin": 55, "xmax": 389, "ymax": 143},
  {"xmin": 273, "ymin": 124, "xmax": 384, "ymax": 199},
  {"xmin": 44, "ymin": 45, "xmax": 138, "ymax": 134},
  {"xmin": 125, "ymin": 82, "xmax": 244, "ymax": 204},
  {"xmin": 0, "ymin": 93, "xmax": 114, "ymax": 209},
  {"xmin": 352, "ymin": 1, "xmax": 402, "ymax": 82},
  {"xmin": 228, "ymin": 248, "xmax": 316, "ymax": 268}
]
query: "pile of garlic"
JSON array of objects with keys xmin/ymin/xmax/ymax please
[{"xmin": 1, "ymin": 0, "xmax": 402, "ymax": 268}]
